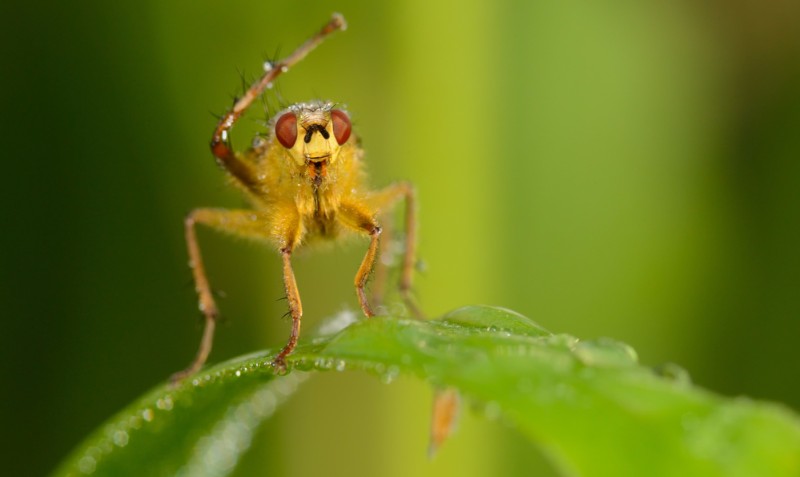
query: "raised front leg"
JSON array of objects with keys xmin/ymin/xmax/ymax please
[{"xmin": 209, "ymin": 14, "xmax": 346, "ymax": 192}]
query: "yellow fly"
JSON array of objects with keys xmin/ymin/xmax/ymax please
[{"xmin": 172, "ymin": 14, "xmax": 418, "ymax": 381}]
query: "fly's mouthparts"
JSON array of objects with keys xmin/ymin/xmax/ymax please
[{"xmin": 306, "ymin": 155, "xmax": 330, "ymax": 163}]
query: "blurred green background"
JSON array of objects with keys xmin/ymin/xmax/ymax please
[{"xmin": 1, "ymin": 1, "xmax": 798, "ymax": 476}]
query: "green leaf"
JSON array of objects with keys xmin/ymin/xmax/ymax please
[{"xmin": 53, "ymin": 306, "xmax": 800, "ymax": 477}]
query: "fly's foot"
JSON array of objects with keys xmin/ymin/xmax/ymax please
[{"xmin": 271, "ymin": 356, "xmax": 289, "ymax": 375}]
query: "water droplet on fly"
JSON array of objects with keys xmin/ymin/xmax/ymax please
[{"xmin": 252, "ymin": 137, "xmax": 265, "ymax": 149}]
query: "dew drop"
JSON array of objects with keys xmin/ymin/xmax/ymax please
[
  {"xmin": 142, "ymin": 408, "xmax": 154, "ymax": 422},
  {"xmin": 87, "ymin": 446, "xmax": 103, "ymax": 459},
  {"xmin": 654, "ymin": 362, "xmax": 692, "ymax": 385},
  {"xmin": 272, "ymin": 362, "xmax": 289, "ymax": 376},
  {"xmin": 156, "ymin": 396, "xmax": 174, "ymax": 411},
  {"xmin": 574, "ymin": 338, "xmax": 638, "ymax": 368},
  {"xmin": 78, "ymin": 456, "xmax": 97, "ymax": 474},
  {"xmin": 317, "ymin": 309, "xmax": 358, "ymax": 335},
  {"xmin": 252, "ymin": 137, "xmax": 265, "ymax": 149},
  {"xmin": 99, "ymin": 440, "xmax": 113, "ymax": 455},
  {"xmin": 113, "ymin": 430, "xmax": 129, "ymax": 448},
  {"xmin": 314, "ymin": 357, "xmax": 333, "ymax": 369},
  {"xmin": 128, "ymin": 414, "xmax": 142, "ymax": 430},
  {"xmin": 380, "ymin": 366, "xmax": 399, "ymax": 384}
]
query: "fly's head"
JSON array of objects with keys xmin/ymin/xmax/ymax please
[{"xmin": 272, "ymin": 101, "xmax": 352, "ymax": 168}]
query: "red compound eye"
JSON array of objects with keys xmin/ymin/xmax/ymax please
[
  {"xmin": 331, "ymin": 109, "xmax": 351, "ymax": 145},
  {"xmin": 275, "ymin": 112, "xmax": 297, "ymax": 148}
]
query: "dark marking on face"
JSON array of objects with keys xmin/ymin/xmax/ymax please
[{"xmin": 304, "ymin": 124, "xmax": 330, "ymax": 143}]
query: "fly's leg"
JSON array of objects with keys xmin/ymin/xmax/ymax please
[
  {"xmin": 355, "ymin": 227, "xmax": 382, "ymax": 317},
  {"xmin": 368, "ymin": 186, "xmax": 457, "ymax": 452},
  {"xmin": 271, "ymin": 248, "xmax": 303, "ymax": 372},
  {"xmin": 209, "ymin": 14, "xmax": 346, "ymax": 191},
  {"xmin": 397, "ymin": 182, "xmax": 419, "ymax": 316},
  {"xmin": 268, "ymin": 201, "xmax": 304, "ymax": 371},
  {"xmin": 171, "ymin": 209, "xmax": 220, "ymax": 383},
  {"xmin": 368, "ymin": 181, "xmax": 421, "ymax": 317},
  {"xmin": 369, "ymin": 216, "xmax": 392, "ymax": 309},
  {"xmin": 171, "ymin": 208, "xmax": 281, "ymax": 383},
  {"xmin": 337, "ymin": 200, "xmax": 383, "ymax": 318}
]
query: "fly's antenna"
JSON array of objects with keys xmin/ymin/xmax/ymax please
[{"xmin": 211, "ymin": 13, "xmax": 347, "ymax": 158}]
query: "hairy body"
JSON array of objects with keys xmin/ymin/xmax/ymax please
[{"xmin": 171, "ymin": 16, "xmax": 417, "ymax": 382}]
